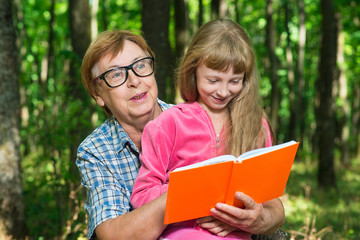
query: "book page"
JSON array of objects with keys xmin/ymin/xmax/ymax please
[
  {"xmin": 173, "ymin": 155, "xmax": 236, "ymax": 172},
  {"xmin": 237, "ymin": 140, "xmax": 297, "ymax": 162}
]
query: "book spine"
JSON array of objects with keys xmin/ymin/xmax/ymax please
[{"xmin": 224, "ymin": 163, "xmax": 245, "ymax": 208}]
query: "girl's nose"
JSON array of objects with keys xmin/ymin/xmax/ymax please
[{"xmin": 216, "ymin": 84, "xmax": 228, "ymax": 97}]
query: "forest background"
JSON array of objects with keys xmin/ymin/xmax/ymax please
[{"xmin": 0, "ymin": 0, "xmax": 359, "ymax": 239}]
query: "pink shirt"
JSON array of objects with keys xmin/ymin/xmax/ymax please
[{"xmin": 131, "ymin": 101, "xmax": 272, "ymax": 208}]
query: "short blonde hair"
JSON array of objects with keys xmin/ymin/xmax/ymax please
[{"xmin": 81, "ymin": 30, "xmax": 155, "ymax": 116}]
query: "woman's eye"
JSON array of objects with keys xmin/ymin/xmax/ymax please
[
  {"xmin": 135, "ymin": 64, "xmax": 144, "ymax": 70},
  {"xmin": 135, "ymin": 60, "xmax": 149, "ymax": 70},
  {"xmin": 109, "ymin": 70, "xmax": 124, "ymax": 79},
  {"xmin": 114, "ymin": 73, "xmax": 122, "ymax": 78}
]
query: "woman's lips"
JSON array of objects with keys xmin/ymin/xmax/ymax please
[{"xmin": 131, "ymin": 92, "xmax": 147, "ymax": 101}]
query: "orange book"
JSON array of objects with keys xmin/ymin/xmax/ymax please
[{"xmin": 164, "ymin": 140, "xmax": 299, "ymax": 224}]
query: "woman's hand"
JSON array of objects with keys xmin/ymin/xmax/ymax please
[
  {"xmin": 197, "ymin": 216, "xmax": 237, "ymax": 237},
  {"xmin": 210, "ymin": 192, "xmax": 285, "ymax": 235}
]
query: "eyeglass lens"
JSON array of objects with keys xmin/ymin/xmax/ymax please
[{"xmin": 104, "ymin": 58, "xmax": 153, "ymax": 87}]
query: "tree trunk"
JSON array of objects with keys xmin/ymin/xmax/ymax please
[
  {"xmin": 91, "ymin": 0, "xmax": 99, "ymax": 40},
  {"xmin": 198, "ymin": 0, "xmax": 204, "ymax": 27},
  {"xmin": 211, "ymin": 0, "xmax": 220, "ymax": 19},
  {"xmin": 174, "ymin": 0, "xmax": 190, "ymax": 60},
  {"xmin": 234, "ymin": 0, "xmax": 241, "ymax": 23},
  {"xmin": 68, "ymin": 0, "xmax": 92, "ymax": 166},
  {"xmin": 211, "ymin": 0, "xmax": 227, "ymax": 19},
  {"xmin": 285, "ymin": 0, "xmax": 296, "ymax": 141},
  {"xmin": 46, "ymin": 0, "xmax": 66, "ymax": 234},
  {"xmin": 0, "ymin": 0, "xmax": 27, "ymax": 238},
  {"xmin": 351, "ymin": 84, "xmax": 360, "ymax": 158},
  {"xmin": 68, "ymin": 0, "xmax": 92, "ymax": 187},
  {"xmin": 297, "ymin": 0, "xmax": 306, "ymax": 143},
  {"xmin": 100, "ymin": 0, "xmax": 108, "ymax": 31},
  {"xmin": 335, "ymin": 14, "xmax": 350, "ymax": 166},
  {"xmin": 219, "ymin": 0, "xmax": 227, "ymax": 18},
  {"xmin": 69, "ymin": 0, "xmax": 91, "ymax": 61},
  {"xmin": 266, "ymin": 0, "xmax": 280, "ymax": 135},
  {"xmin": 68, "ymin": 0, "xmax": 92, "ymax": 237},
  {"xmin": 316, "ymin": 0, "xmax": 337, "ymax": 189},
  {"xmin": 142, "ymin": 0, "xmax": 173, "ymax": 102}
]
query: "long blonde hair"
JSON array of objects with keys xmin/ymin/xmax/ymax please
[{"xmin": 177, "ymin": 19, "xmax": 273, "ymax": 156}]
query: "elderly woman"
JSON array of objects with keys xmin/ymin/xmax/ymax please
[
  {"xmin": 77, "ymin": 29, "xmax": 285, "ymax": 240},
  {"xmin": 77, "ymin": 30, "xmax": 172, "ymax": 239}
]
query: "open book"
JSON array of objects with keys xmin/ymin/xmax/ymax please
[{"xmin": 164, "ymin": 140, "xmax": 299, "ymax": 224}]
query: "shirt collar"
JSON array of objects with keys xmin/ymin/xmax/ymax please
[{"xmin": 112, "ymin": 116, "xmax": 139, "ymax": 154}]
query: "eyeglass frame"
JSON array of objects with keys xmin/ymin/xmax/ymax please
[{"xmin": 93, "ymin": 56, "xmax": 155, "ymax": 88}]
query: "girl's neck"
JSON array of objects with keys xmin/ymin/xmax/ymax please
[
  {"xmin": 199, "ymin": 102, "xmax": 229, "ymax": 136},
  {"xmin": 209, "ymin": 111, "xmax": 229, "ymax": 136}
]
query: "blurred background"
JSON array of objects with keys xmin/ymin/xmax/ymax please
[{"xmin": 0, "ymin": 0, "xmax": 359, "ymax": 239}]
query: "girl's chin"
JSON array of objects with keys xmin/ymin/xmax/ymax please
[{"xmin": 208, "ymin": 101, "xmax": 229, "ymax": 109}]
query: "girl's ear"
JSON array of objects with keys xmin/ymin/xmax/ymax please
[{"xmin": 94, "ymin": 95, "xmax": 105, "ymax": 107}]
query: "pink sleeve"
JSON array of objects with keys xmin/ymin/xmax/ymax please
[
  {"xmin": 130, "ymin": 120, "xmax": 172, "ymax": 209},
  {"xmin": 262, "ymin": 118, "xmax": 273, "ymax": 147}
]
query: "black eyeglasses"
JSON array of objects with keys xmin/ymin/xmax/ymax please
[{"xmin": 93, "ymin": 57, "xmax": 154, "ymax": 88}]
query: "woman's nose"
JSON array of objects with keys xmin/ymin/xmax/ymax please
[{"xmin": 127, "ymin": 70, "xmax": 141, "ymax": 88}]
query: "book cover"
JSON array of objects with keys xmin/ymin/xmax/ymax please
[{"xmin": 164, "ymin": 140, "xmax": 299, "ymax": 224}]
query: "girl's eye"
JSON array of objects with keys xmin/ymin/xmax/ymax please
[{"xmin": 208, "ymin": 79, "xmax": 218, "ymax": 83}]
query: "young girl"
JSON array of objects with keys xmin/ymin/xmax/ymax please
[{"xmin": 131, "ymin": 19, "xmax": 274, "ymax": 239}]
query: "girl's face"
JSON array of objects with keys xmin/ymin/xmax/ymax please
[{"xmin": 196, "ymin": 63, "xmax": 245, "ymax": 114}]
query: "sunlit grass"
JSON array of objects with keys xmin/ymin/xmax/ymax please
[{"xmin": 282, "ymin": 154, "xmax": 360, "ymax": 239}]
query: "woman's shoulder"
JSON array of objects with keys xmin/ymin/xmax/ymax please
[
  {"xmin": 78, "ymin": 117, "xmax": 116, "ymax": 151},
  {"xmin": 157, "ymin": 98, "xmax": 174, "ymax": 111}
]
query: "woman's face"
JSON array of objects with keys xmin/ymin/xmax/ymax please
[
  {"xmin": 94, "ymin": 40, "xmax": 158, "ymax": 125},
  {"xmin": 196, "ymin": 63, "xmax": 245, "ymax": 114}
]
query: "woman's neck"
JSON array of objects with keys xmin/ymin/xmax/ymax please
[{"xmin": 117, "ymin": 103, "xmax": 162, "ymax": 150}]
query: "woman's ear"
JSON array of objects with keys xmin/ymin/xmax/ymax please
[{"xmin": 94, "ymin": 95, "xmax": 105, "ymax": 107}]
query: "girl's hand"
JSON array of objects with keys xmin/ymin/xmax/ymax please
[{"xmin": 197, "ymin": 216, "xmax": 237, "ymax": 237}]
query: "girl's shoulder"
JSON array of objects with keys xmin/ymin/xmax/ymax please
[
  {"xmin": 175, "ymin": 101, "xmax": 203, "ymax": 111},
  {"xmin": 161, "ymin": 101, "xmax": 202, "ymax": 117},
  {"xmin": 149, "ymin": 101, "xmax": 203, "ymax": 126}
]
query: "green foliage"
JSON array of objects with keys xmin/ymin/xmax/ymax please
[
  {"xmin": 99, "ymin": 0, "xmax": 141, "ymax": 31},
  {"xmin": 15, "ymin": 0, "xmax": 360, "ymax": 238}
]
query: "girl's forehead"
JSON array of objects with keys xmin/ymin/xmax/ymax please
[{"xmin": 202, "ymin": 59, "xmax": 246, "ymax": 74}]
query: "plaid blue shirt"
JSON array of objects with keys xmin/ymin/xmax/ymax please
[{"xmin": 76, "ymin": 99, "xmax": 172, "ymax": 239}]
